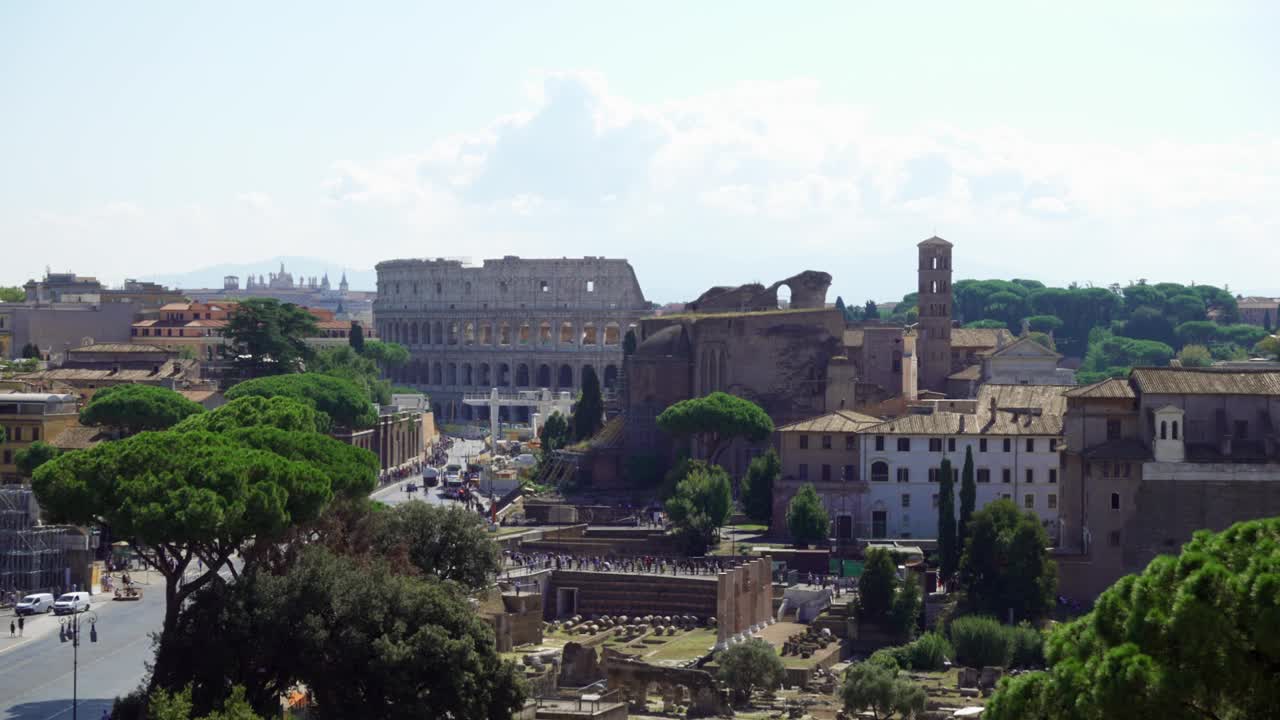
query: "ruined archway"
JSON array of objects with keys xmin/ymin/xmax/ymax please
[
  {"xmin": 537, "ymin": 364, "xmax": 552, "ymax": 388},
  {"xmin": 558, "ymin": 364, "xmax": 574, "ymax": 389}
]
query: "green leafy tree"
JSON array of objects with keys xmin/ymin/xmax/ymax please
[
  {"xmin": 890, "ymin": 573, "xmax": 923, "ymax": 639},
  {"xmin": 840, "ymin": 661, "xmax": 927, "ymax": 720},
  {"xmin": 155, "ymin": 548, "xmax": 525, "ymax": 720},
  {"xmin": 572, "ymin": 365, "xmax": 604, "ymax": 441},
  {"xmin": 80, "ymin": 384, "xmax": 206, "ymax": 436},
  {"xmin": 958, "ymin": 446, "xmax": 976, "ymax": 556},
  {"xmin": 221, "ymin": 297, "xmax": 318, "ymax": 376},
  {"xmin": 622, "ymin": 328, "xmax": 637, "ymax": 355},
  {"xmin": 347, "ymin": 321, "xmax": 365, "ymax": 354},
  {"xmin": 864, "ymin": 299, "xmax": 879, "ymax": 319},
  {"xmin": 741, "ymin": 449, "xmax": 780, "ymax": 524},
  {"xmin": 0, "ymin": 286, "xmax": 24, "ymax": 303},
  {"xmin": 1176, "ymin": 344, "xmax": 1213, "ymax": 367},
  {"xmin": 717, "ymin": 638, "xmax": 785, "ymax": 706},
  {"xmin": 656, "ymin": 392, "xmax": 773, "ymax": 466},
  {"xmin": 147, "ymin": 685, "xmax": 264, "ymax": 720},
  {"xmin": 858, "ymin": 548, "xmax": 898, "ymax": 623},
  {"xmin": 225, "ymin": 373, "xmax": 377, "ymax": 430},
  {"xmin": 14, "ymin": 441, "xmax": 60, "ymax": 477},
  {"xmin": 1175, "ymin": 320, "xmax": 1218, "ymax": 346},
  {"xmin": 1024, "ymin": 315, "xmax": 1063, "ymax": 334},
  {"xmin": 1265, "ymin": 309, "xmax": 1273, "ymax": 331},
  {"xmin": 963, "ymin": 319, "xmax": 1009, "ymax": 329},
  {"xmin": 664, "ymin": 465, "xmax": 733, "ymax": 554},
  {"xmin": 310, "ymin": 345, "xmax": 393, "ymax": 405},
  {"xmin": 986, "ymin": 517, "xmax": 1280, "ymax": 720},
  {"xmin": 174, "ymin": 395, "xmax": 323, "ymax": 434},
  {"xmin": 538, "ymin": 411, "xmax": 571, "ymax": 454},
  {"xmin": 1122, "ymin": 306, "xmax": 1176, "ymax": 346},
  {"xmin": 371, "ymin": 503, "xmax": 502, "ymax": 592},
  {"xmin": 1255, "ymin": 334, "xmax": 1280, "ymax": 360},
  {"xmin": 360, "ymin": 339, "xmax": 409, "ymax": 367},
  {"xmin": 958, "ymin": 500, "xmax": 1056, "ymax": 622},
  {"xmin": 937, "ymin": 457, "xmax": 957, "ymax": 584},
  {"xmin": 834, "ymin": 295, "xmax": 847, "ymax": 316},
  {"xmin": 21, "ymin": 342, "xmax": 41, "ymax": 359},
  {"xmin": 785, "ymin": 483, "xmax": 829, "ymax": 548}
]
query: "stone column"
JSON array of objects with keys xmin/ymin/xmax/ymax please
[
  {"xmin": 761, "ymin": 559, "xmax": 775, "ymax": 626},
  {"xmin": 731, "ymin": 565, "xmax": 745, "ymax": 643},
  {"xmin": 715, "ymin": 572, "xmax": 730, "ymax": 650}
]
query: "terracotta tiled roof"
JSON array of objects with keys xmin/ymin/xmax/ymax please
[
  {"xmin": 947, "ymin": 364, "xmax": 981, "ymax": 381},
  {"xmin": 51, "ymin": 425, "xmax": 110, "ymax": 450},
  {"xmin": 778, "ymin": 410, "xmax": 883, "ymax": 433},
  {"xmin": 861, "ymin": 384, "xmax": 1068, "ymax": 436},
  {"xmin": 843, "ymin": 329, "xmax": 864, "ymax": 348},
  {"xmin": 1064, "ymin": 377, "xmax": 1135, "ymax": 399},
  {"xmin": 69, "ymin": 343, "xmax": 169, "ymax": 354},
  {"xmin": 1130, "ymin": 367, "xmax": 1280, "ymax": 396},
  {"xmin": 951, "ymin": 327, "xmax": 1014, "ymax": 348}
]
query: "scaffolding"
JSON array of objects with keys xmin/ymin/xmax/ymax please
[{"xmin": 0, "ymin": 486, "xmax": 68, "ymax": 598}]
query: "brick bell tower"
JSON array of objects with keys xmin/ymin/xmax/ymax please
[{"xmin": 917, "ymin": 236, "xmax": 954, "ymax": 393}]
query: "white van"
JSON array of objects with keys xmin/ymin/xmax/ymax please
[
  {"xmin": 52, "ymin": 591, "xmax": 90, "ymax": 615},
  {"xmin": 15, "ymin": 593, "xmax": 55, "ymax": 616}
]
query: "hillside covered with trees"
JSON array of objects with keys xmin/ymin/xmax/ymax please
[{"xmin": 838, "ymin": 280, "xmax": 1274, "ymax": 384}]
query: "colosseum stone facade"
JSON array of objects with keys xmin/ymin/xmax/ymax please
[{"xmin": 373, "ymin": 256, "xmax": 648, "ymax": 422}]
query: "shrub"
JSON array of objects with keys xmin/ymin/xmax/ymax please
[
  {"xmin": 1007, "ymin": 623, "xmax": 1044, "ymax": 668},
  {"xmin": 948, "ymin": 616, "xmax": 1010, "ymax": 668},
  {"xmin": 907, "ymin": 632, "xmax": 953, "ymax": 671},
  {"xmin": 868, "ymin": 646, "xmax": 909, "ymax": 671}
]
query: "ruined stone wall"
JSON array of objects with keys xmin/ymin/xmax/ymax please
[{"xmin": 373, "ymin": 256, "xmax": 647, "ymax": 421}]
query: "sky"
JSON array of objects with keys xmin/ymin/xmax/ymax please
[{"xmin": 2, "ymin": 1, "xmax": 1278, "ymax": 303}]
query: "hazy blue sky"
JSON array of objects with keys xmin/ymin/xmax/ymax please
[{"xmin": 3, "ymin": 1, "xmax": 1277, "ymax": 302}]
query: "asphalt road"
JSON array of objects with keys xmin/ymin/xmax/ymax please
[
  {"xmin": 373, "ymin": 437, "xmax": 489, "ymax": 509},
  {"xmin": 0, "ymin": 436, "xmax": 485, "ymax": 718}
]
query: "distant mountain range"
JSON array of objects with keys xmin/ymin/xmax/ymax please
[{"xmin": 141, "ymin": 256, "xmax": 377, "ymax": 292}]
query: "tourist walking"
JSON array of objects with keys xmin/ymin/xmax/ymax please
[
  {"xmin": 17, "ymin": 616, "xmax": 24, "ymax": 637},
  {"xmin": 8, "ymin": 620, "xmax": 13, "ymax": 637}
]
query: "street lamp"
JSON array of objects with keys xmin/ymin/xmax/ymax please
[{"xmin": 59, "ymin": 609, "xmax": 99, "ymax": 720}]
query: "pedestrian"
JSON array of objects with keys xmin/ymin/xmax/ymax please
[
  {"xmin": 17, "ymin": 616, "xmax": 23, "ymax": 637},
  {"xmin": 8, "ymin": 620, "xmax": 13, "ymax": 637}
]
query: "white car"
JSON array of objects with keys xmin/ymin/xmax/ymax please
[
  {"xmin": 52, "ymin": 591, "xmax": 90, "ymax": 615},
  {"xmin": 512, "ymin": 453, "xmax": 537, "ymax": 468},
  {"xmin": 14, "ymin": 593, "xmax": 55, "ymax": 616}
]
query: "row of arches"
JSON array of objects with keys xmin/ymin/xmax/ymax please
[
  {"xmin": 388, "ymin": 360, "xmax": 620, "ymax": 391},
  {"xmin": 377, "ymin": 319, "xmax": 631, "ymax": 349}
]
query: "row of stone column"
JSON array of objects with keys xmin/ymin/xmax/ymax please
[{"xmin": 714, "ymin": 558, "xmax": 774, "ymax": 649}]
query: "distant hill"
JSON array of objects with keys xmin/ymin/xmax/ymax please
[{"xmin": 141, "ymin": 256, "xmax": 377, "ymax": 292}]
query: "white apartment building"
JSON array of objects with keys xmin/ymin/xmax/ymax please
[{"xmin": 856, "ymin": 384, "xmax": 1067, "ymax": 541}]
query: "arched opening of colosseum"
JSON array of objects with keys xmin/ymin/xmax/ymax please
[
  {"xmin": 604, "ymin": 322, "xmax": 621, "ymax": 345},
  {"xmin": 537, "ymin": 364, "xmax": 552, "ymax": 388},
  {"xmin": 581, "ymin": 322, "xmax": 598, "ymax": 345},
  {"xmin": 464, "ymin": 322, "xmax": 475, "ymax": 345},
  {"xmin": 558, "ymin": 364, "xmax": 574, "ymax": 388},
  {"xmin": 462, "ymin": 363, "xmax": 473, "ymax": 386},
  {"xmin": 480, "ymin": 323, "xmax": 493, "ymax": 345},
  {"xmin": 559, "ymin": 321, "xmax": 575, "ymax": 344},
  {"xmin": 539, "ymin": 321, "xmax": 552, "ymax": 344},
  {"xmin": 446, "ymin": 363, "xmax": 458, "ymax": 386},
  {"xmin": 433, "ymin": 322, "xmax": 443, "ymax": 345},
  {"xmin": 448, "ymin": 323, "xmax": 458, "ymax": 345},
  {"xmin": 421, "ymin": 322, "xmax": 431, "ymax": 345},
  {"xmin": 461, "ymin": 405, "xmax": 473, "ymax": 420},
  {"xmin": 516, "ymin": 364, "xmax": 530, "ymax": 388},
  {"xmin": 519, "ymin": 322, "xmax": 531, "ymax": 344},
  {"xmin": 409, "ymin": 323, "xmax": 418, "ymax": 346},
  {"xmin": 499, "ymin": 322, "xmax": 511, "ymax": 346},
  {"xmin": 498, "ymin": 363, "xmax": 511, "ymax": 386},
  {"xmin": 604, "ymin": 364, "xmax": 619, "ymax": 390},
  {"xmin": 478, "ymin": 363, "xmax": 491, "ymax": 386},
  {"xmin": 776, "ymin": 283, "xmax": 792, "ymax": 309},
  {"xmin": 432, "ymin": 362, "xmax": 442, "ymax": 385}
]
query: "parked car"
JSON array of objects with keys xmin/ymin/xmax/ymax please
[
  {"xmin": 422, "ymin": 467, "xmax": 440, "ymax": 487},
  {"xmin": 512, "ymin": 454, "xmax": 537, "ymax": 468},
  {"xmin": 52, "ymin": 591, "xmax": 90, "ymax": 615},
  {"xmin": 14, "ymin": 593, "xmax": 55, "ymax": 616}
]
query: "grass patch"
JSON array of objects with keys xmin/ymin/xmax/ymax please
[
  {"xmin": 728, "ymin": 523, "xmax": 769, "ymax": 533},
  {"xmin": 644, "ymin": 628, "xmax": 718, "ymax": 663}
]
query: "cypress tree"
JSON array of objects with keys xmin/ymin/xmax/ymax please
[
  {"xmin": 958, "ymin": 446, "xmax": 976, "ymax": 553},
  {"xmin": 573, "ymin": 366, "xmax": 604, "ymax": 441},
  {"xmin": 937, "ymin": 457, "xmax": 957, "ymax": 586},
  {"xmin": 348, "ymin": 321, "xmax": 365, "ymax": 354},
  {"xmin": 1265, "ymin": 309, "xmax": 1273, "ymax": 332}
]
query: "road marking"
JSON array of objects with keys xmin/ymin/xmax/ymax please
[{"xmin": 2, "ymin": 629, "xmax": 154, "ymax": 711}]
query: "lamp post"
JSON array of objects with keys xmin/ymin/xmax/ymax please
[{"xmin": 59, "ymin": 609, "xmax": 99, "ymax": 720}]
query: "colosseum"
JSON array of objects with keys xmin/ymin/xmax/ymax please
[{"xmin": 373, "ymin": 256, "xmax": 648, "ymax": 422}]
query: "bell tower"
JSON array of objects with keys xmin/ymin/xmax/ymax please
[{"xmin": 917, "ymin": 236, "xmax": 954, "ymax": 393}]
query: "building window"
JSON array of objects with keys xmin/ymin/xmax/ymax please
[
  {"xmin": 1001, "ymin": 493, "xmax": 1012, "ymax": 501},
  {"xmin": 821, "ymin": 464, "xmax": 832, "ymax": 482},
  {"xmin": 1024, "ymin": 494, "xmax": 1034, "ymax": 509},
  {"xmin": 586, "ymin": 280, "xmax": 595, "ymax": 292},
  {"xmin": 896, "ymin": 467, "xmax": 909, "ymax": 483},
  {"xmin": 843, "ymin": 464, "xmax": 855, "ymax": 481},
  {"xmin": 1003, "ymin": 438, "xmax": 1012, "ymax": 452},
  {"xmin": 874, "ymin": 435, "xmax": 885, "ymax": 451},
  {"xmin": 845, "ymin": 435, "xmax": 855, "ymax": 451},
  {"xmin": 1049, "ymin": 469, "xmax": 1057, "ymax": 484},
  {"xmin": 897, "ymin": 438, "xmax": 911, "ymax": 452},
  {"xmin": 540, "ymin": 280, "xmax": 549, "ymax": 293},
  {"xmin": 2, "ymin": 451, "xmax": 9, "ymax": 464},
  {"xmin": 1050, "ymin": 439, "xmax": 1058, "ymax": 452},
  {"xmin": 1048, "ymin": 494, "xmax": 1058, "ymax": 510},
  {"xmin": 799, "ymin": 435, "xmax": 808, "ymax": 450},
  {"xmin": 31, "ymin": 428, "xmax": 38, "ymax": 441},
  {"xmin": 901, "ymin": 493, "xmax": 911, "ymax": 508},
  {"xmin": 871, "ymin": 461, "xmax": 889, "ymax": 482},
  {"xmin": 1123, "ymin": 463, "xmax": 1132, "ymax": 478},
  {"xmin": 1172, "ymin": 421, "xmax": 1179, "ymax": 440},
  {"xmin": 798, "ymin": 464, "xmax": 809, "ymax": 481},
  {"xmin": 1026, "ymin": 438, "xmax": 1035, "ymax": 452},
  {"xmin": 929, "ymin": 438, "xmax": 942, "ymax": 452},
  {"xmin": 822, "ymin": 435, "xmax": 832, "ymax": 450},
  {"xmin": 1111, "ymin": 492, "xmax": 1121, "ymax": 511},
  {"xmin": 1234, "ymin": 420, "xmax": 1249, "ymax": 440},
  {"xmin": 979, "ymin": 438, "xmax": 988, "ymax": 452},
  {"xmin": 1107, "ymin": 419, "xmax": 1122, "ymax": 440},
  {"xmin": 1026, "ymin": 468, "xmax": 1034, "ymax": 484},
  {"xmin": 1160, "ymin": 421, "xmax": 1167, "ymax": 440},
  {"xmin": 948, "ymin": 438, "xmax": 956, "ymax": 452},
  {"xmin": 11, "ymin": 427, "xmax": 20, "ymax": 442},
  {"xmin": 931, "ymin": 493, "xmax": 939, "ymax": 508},
  {"xmin": 1002, "ymin": 468, "xmax": 1011, "ymax": 484},
  {"xmin": 977, "ymin": 468, "xmax": 991, "ymax": 483},
  {"xmin": 1109, "ymin": 530, "xmax": 1121, "ymax": 547},
  {"xmin": 928, "ymin": 468, "xmax": 939, "ymax": 483}
]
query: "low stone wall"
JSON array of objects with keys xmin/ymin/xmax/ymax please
[{"xmin": 549, "ymin": 571, "xmax": 718, "ymax": 619}]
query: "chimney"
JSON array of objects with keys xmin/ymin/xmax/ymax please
[{"xmin": 959, "ymin": 415, "xmax": 966, "ymax": 433}]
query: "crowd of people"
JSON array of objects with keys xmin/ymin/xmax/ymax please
[{"xmin": 503, "ymin": 550, "xmax": 736, "ymax": 577}]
